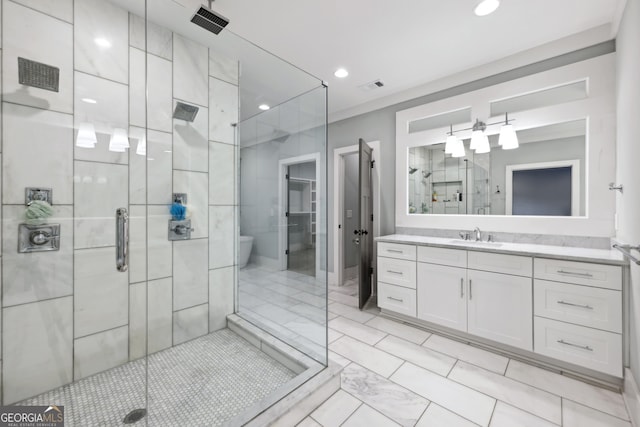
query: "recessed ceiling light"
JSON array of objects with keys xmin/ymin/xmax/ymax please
[
  {"xmin": 334, "ymin": 68, "xmax": 349, "ymax": 78},
  {"xmin": 258, "ymin": 104, "xmax": 270, "ymax": 111},
  {"xmin": 474, "ymin": 0, "xmax": 500, "ymax": 16},
  {"xmin": 94, "ymin": 37, "xmax": 112, "ymax": 48},
  {"xmin": 81, "ymin": 98, "xmax": 97, "ymax": 104}
]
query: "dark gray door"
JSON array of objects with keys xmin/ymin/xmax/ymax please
[{"xmin": 357, "ymin": 139, "xmax": 373, "ymax": 309}]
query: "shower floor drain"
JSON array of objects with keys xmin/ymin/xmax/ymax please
[{"xmin": 123, "ymin": 408, "xmax": 146, "ymax": 424}]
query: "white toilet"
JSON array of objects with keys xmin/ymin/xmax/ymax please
[{"xmin": 239, "ymin": 236, "xmax": 254, "ymax": 268}]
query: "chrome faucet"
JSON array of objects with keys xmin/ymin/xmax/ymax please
[{"xmin": 474, "ymin": 227, "xmax": 482, "ymax": 241}]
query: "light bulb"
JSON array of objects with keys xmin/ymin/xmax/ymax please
[
  {"xmin": 136, "ymin": 135, "xmax": 146, "ymax": 156},
  {"xmin": 452, "ymin": 140, "xmax": 466, "ymax": 158},
  {"xmin": 499, "ymin": 124, "xmax": 519, "ymax": 149},
  {"xmin": 470, "ymin": 130, "xmax": 484, "ymax": 150},
  {"xmin": 475, "ymin": 134, "xmax": 491, "ymax": 154},
  {"xmin": 444, "ymin": 134, "xmax": 458, "ymax": 154},
  {"xmin": 109, "ymin": 128, "xmax": 129, "ymax": 152},
  {"xmin": 76, "ymin": 123, "xmax": 97, "ymax": 148},
  {"xmin": 474, "ymin": 0, "xmax": 500, "ymax": 16},
  {"xmin": 334, "ymin": 68, "xmax": 349, "ymax": 78}
]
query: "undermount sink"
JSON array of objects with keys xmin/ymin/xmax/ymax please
[{"xmin": 448, "ymin": 239, "xmax": 503, "ymax": 248}]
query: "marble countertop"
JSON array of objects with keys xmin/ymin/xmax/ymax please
[{"xmin": 376, "ymin": 234, "xmax": 627, "ymax": 266}]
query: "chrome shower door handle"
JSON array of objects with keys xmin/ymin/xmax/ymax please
[{"xmin": 116, "ymin": 208, "xmax": 129, "ymax": 272}]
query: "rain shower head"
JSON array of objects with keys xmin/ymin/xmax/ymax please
[
  {"xmin": 191, "ymin": 2, "xmax": 229, "ymax": 35},
  {"xmin": 173, "ymin": 101, "xmax": 199, "ymax": 122},
  {"xmin": 18, "ymin": 57, "xmax": 59, "ymax": 92},
  {"xmin": 409, "ymin": 167, "xmax": 418, "ymax": 174}
]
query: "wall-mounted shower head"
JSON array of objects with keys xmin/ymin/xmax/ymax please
[
  {"xmin": 409, "ymin": 167, "xmax": 418, "ymax": 174},
  {"xmin": 173, "ymin": 101, "xmax": 199, "ymax": 122},
  {"xmin": 422, "ymin": 171, "xmax": 432, "ymax": 179},
  {"xmin": 18, "ymin": 57, "xmax": 59, "ymax": 92},
  {"xmin": 191, "ymin": 2, "xmax": 229, "ymax": 35}
]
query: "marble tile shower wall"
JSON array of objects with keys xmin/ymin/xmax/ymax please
[{"xmin": 0, "ymin": 0, "xmax": 238, "ymax": 404}]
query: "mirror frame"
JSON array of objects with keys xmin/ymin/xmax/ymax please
[{"xmin": 395, "ymin": 53, "xmax": 616, "ymax": 237}]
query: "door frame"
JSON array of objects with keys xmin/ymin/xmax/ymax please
[
  {"xmin": 278, "ymin": 153, "xmax": 322, "ymax": 276},
  {"xmin": 331, "ymin": 141, "xmax": 381, "ymax": 287}
]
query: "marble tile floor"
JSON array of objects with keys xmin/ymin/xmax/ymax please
[
  {"xmin": 19, "ymin": 329, "xmax": 296, "ymax": 427},
  {"xmin": 298, "ymin": 286, "xmax": 633, "ymax": 427},
  {"xmin": 238, "ymin": 264, "xmax": 329, "ymax": 362}
]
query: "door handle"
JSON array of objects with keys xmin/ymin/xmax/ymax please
[
  {"xmin": 469, "ymin": 279, "xmax": 472, "ymax": 300},
  {"xmin": 116, "ymin": 208, "xmax": 128, "ymax": 272},
  {"xmin": 460, "ymin": 278, "xmax": 464, "ymax": 298}
]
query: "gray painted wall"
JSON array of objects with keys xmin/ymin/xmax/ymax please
[
  {"xmin": 616, "ymin": 0, "xmax": 640, "ymax": 390},
  {"xmin": 327, "ymin": 42, "xmax": 614, "ymax": 274}
]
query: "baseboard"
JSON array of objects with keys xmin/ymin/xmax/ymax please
[{"xmin": 624, "ymin": 368, "xmax": 640, "ymax": 427}]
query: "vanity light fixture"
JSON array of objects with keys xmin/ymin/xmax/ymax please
[
  {"xmin": 81, "ymin": 98, "xmax": 97, "ymax": 104},
  {"xmin": 109, "ymin": 128, "xmax": 129, "ymax": 152},
  {"xmin": 446, "ymin": 113, "xmax": 517, "ymax": 155},
  {"xmin": 444, "ymin": 125, "xmax": 458, "ymax": 154},
  {"xmin": 258, "ymin": 104, "xmax": 270, "ymax": 111},
  {"xmin": 76, "ymin": 123, "xmax": 97, "ymax": 148},
  {"xmin": 334, "ymin": 68, "xmax": 349, "ymax": 78},
  {"xmin": 474, "ymin": 0, "xmax": 500, "ymax": 16},
  {"xmin": 451, "ymin": 139, "xmax": 466, "ymax": 158},
  {"xmin": 470, "ymin": 119, "xmax": 488, "ymax": 151},
  {"xmin": 136, "ymin": 136, "xmax": 147, "ymax": 156},
  {"xmin": 498, "ymin": 112, "xmax": 519, "ymax": 149}
]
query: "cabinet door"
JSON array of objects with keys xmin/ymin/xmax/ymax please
[
  {"xmin": 417, "ymin": 263, "xmax": 467, "ymax": 332},
  {"xmin": 467, "ymin": 270, "xmax": 532, "ymax": 350}
]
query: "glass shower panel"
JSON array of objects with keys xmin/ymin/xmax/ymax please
[
  {"xmin": 139, "ymin": 0, "xmax": 327, "ymax": 424},
  {"xmin": 1, "ymin": 0, "xmax": 147, "ymax": 424},
  {"xmin": 238, "ymin": 86, "xmax": 328, "ymax": 365}
]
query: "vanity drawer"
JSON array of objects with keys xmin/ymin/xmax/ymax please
[
  {"xmin": 534, "ymin": 280, "xmax": 621, "ymax": 333},
  {"xmin": 534, "ymin": 259, "xmax": 621, "ymax": 290},
  {"xmin": 417, "ymin": 246, "xmax": 466, "ymax": 268},
  {"xmin": 378, "ymin": 282, "xmax": 417, "ymax": 317},
  {"xmin": 534, "ymin": 317, "xmax": 622, "ymax": 377},
  {"xmin": 468, "ymin": 251, "xmax": 532, "ymax": 277},
  {"xmin": 378, "ymin": 242, "xmax": 417, "ymax": 261},
  {"xmin": 378, "ymin": 257, "xmax": 416, "ymax": 289}
]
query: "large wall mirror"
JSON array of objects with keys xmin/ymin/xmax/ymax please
[
  {"xmin": 395, "ymin": 54, "xmax": 616, "ymax": 237},
  {"xmin": 408, "ymin": 119, "xmax": 586, "ymax": 216}
]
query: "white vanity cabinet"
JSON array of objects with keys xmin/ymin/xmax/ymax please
[
  {"xmin": 377, "ymin": 242, "xmax": 417, "ymax": 317},
  {"xmin": 416, "ymin": 249, "xmax": 533, "ymax": 351},
  {"xmin": 533, "ymin": 258, "xmax": 623, "ymax": 377},
  {"xmin": 467, "ymin": 270, "xmax": 532, "ymax": 350},
  {"xmin": 417, "ymin": 262, "xmax": 467, "ymax": 332},
  {"xmin": 376, "ymin": 237, "xmax": 625, "ymax": 379}
]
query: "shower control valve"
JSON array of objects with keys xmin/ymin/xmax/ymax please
[
  {"xmin": 173, "ymin": 224, "xmax": 194, "ymax": 235},
  {"xmin": 168, "ymin": 219, "xmax": 193, "ymax": 240}
]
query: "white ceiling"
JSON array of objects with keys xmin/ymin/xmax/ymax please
[
  {"xmin": 125, "ymin": 0, "xmax": 625, "ymax": 123},
  {"xmin": 203, "ymin": 0, "xmax": 625, "ymax": 120}
]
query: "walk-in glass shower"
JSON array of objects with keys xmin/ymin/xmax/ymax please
[{"xmin": 1, "ymin": 0, "xmax": 327, "ymax": 425}]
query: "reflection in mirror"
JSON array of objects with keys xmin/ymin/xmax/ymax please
[{"xmin": 408, "ymin": 119, "xmax": 586, "ymax": 216}]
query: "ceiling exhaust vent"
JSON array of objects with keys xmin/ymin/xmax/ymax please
[
  {"xmin": 359, "ymin": 79, "xmax": 385, "ymax": 92},
  {"xmin": 191, "ymin": 5, "xmax": 229, "ymax": 35}
]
